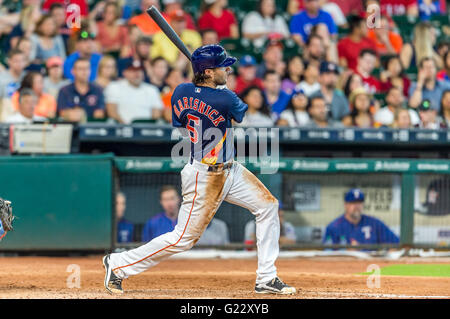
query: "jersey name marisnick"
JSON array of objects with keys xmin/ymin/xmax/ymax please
[{"xmin": 173, "ymin": 97, "xmax": 225, "ymax": 127}]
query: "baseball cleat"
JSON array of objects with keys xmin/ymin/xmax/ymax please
[
  {"xmin": 255, "ymin": 277, "xmax": 297, "ymax": 295},
  {"xmin": 103, "ymin": 254, "xmax": 123, "ymax": 294}
]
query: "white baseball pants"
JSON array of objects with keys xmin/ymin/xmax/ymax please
[{"xmin": 109, "ymin": 160, "xmax": 280, "ymax": 284}]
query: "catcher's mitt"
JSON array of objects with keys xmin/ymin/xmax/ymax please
[{"xmin": 0, "ymin": 198, "xmax": 14, "ymax": 232}]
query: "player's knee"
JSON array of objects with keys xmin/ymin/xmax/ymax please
[
  {"xmin": 174, "ymin": 232, "xmax": 200, "ymax": 250},
  {"xmin": 263, "ymin": 198, "xmax": 278, "ymax": 213}
]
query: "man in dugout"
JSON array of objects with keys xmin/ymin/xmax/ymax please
[{"xmin": 323, "ymin": 188, "xmax": 399, "ymax": 246}]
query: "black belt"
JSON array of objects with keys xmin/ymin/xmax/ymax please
[
  {"xmin": 190, "ymin": 157, "xmax": 233, "ymax": 172},
  {"xmin": 207, "ymin": 162, "xmax": 233, "ymax": 172}
]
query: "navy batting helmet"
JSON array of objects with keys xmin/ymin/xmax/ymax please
[{"xmin": 191, "ymin": 44, "xmax": 237, "ymax": 74}]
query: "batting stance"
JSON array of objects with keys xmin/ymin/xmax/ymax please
[{"xmin": 103, "ymin": 45, "xmax": 296, "ymax": 295}]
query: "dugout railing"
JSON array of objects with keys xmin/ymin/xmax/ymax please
[{"xmin": 114, "ymin": 157, "xmax": 450, "ymax": 251}]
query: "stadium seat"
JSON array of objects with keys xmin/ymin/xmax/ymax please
[
  {"xmin": 228, "ymin": 0, "xmax": 258, "ymax": 13},
  {"xmin": 338, "ymin": 26, "xmax": 350, "ymax": 39},
  {"xmin": 430, "ymin": 15, "xmax": 449, "ymax": 29},
  {"xmin": 132, "ymin": 119, "xmax": 158, "ymax": 124},
  {"xmin": 373, "ymin": 93, "xmax": 387, "ymax": 105},
  {"xmin": 392, "ymin": 15, "xmax": 418, "ymax": 43},
  {"xmin": 220, "ymin": 38, "xmax": 254, "ymax": 59},
  {"xmin": 88, "ymin": 117, "xmax": 109, "ymax": 123}
]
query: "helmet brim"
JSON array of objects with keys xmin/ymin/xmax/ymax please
[{"xmin": 216, "ymin": 56, "xmax": 237, "ymax": 68}]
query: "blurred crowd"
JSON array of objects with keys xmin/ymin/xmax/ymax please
[{"xmin": 0, "ymin": 0, "xmax": 450, "ymax": 129}]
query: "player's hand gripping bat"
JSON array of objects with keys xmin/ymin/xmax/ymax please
[{"xmin": 146, "ymin": 5, "xmax": 192, "ymax": 61}]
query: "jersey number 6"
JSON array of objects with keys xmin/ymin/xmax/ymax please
[{"xmin": 186, "ymin": 114, "xmax": 200, "ymax": 144}]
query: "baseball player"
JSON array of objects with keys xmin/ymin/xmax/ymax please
[
  {"xmin": 0, "ymin": 198, "xmax": 14, "ymax": 241},
  {"xmin": 103, "ymin": 44, "xmax": 296, "ymax": 295}
]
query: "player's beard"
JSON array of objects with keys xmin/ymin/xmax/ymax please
[{"xmin": 214, "ymin": 74, "xmax": 227, "ymax": 86}]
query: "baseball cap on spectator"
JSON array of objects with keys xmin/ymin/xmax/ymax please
[
  {"xmin": 267, "ymin": 37, "xmax": 283, "ymax": 49},
  {"xmin": 163, "ymin": 0, "xmax": 182, "ymax": 4},
  {"xmin": 349, "ymin": 87, "xmax": 371, "ymax": 106},
  {"xmin": 344, "ymin": 189, "xmax": 365, "ymax": 203},
  {"xmin": 46, "ymin": 56, "xmax": 63, "ymax": 69},
  {"xmin": 418, "ymin": 99, "xmax": 433, "ymax": 112},
  {"xmin": 124, "ymin": 59, "xmax": 144, "ymax": 71},
  {"xmin": 169, "ymin": 9, "xmax": 185, "ymax": 21},
  {"xmin": 320, "ymin": 61, "xmax": 340, "ymax": 75},
  {"xmin": 239, "ymin": 55, "xmax": 256, "ymax": 67},
  {"xmin": 292, "ymin": 86, "xmax": 306, "ymax": 97},
  {"xmin": 204, "ymin": 0, "xmax": 217, "ymax": 4}
]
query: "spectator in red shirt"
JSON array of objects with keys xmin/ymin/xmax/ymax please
[
  {"xmin": 288, "ymin": 0, "xmax": 364, "ymax": 16},
  {"xmin": 235, "ymin": 55, "xmax": 264, "ymax": 95},
  {"xmin": 379, "ymin": 0, "xmax": 419, "ymax": 17},
  {"xmin": 338, "ymin": 15, "xmax": 377, "ymax": 71},
  {"xmin": 355, "ymin": 49, "xmax": 382, "ymax": 93},
  {"xmin": 94, "ymin": 1, "xmax": 131, "ymax": 57},
  {"xmin": 42, "ymin": 0, "xmax": 89, "ymax": 17},
  {"xmin": 162, "ymin": 0, "xmax": 197, "ymax": 31},
  {"xmin": 198, "ymin": 0, "xmax": 239, "ymax": 40},
  {"xmin": 380, "ymin": 55, "xmax": 411, "ymax": 96}
]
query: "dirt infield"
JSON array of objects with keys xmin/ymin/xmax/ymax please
[{"xmin": 0, "ymin": 256, "xmax": 449, "ymax": 299}]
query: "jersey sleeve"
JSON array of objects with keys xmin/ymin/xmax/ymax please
[
  {"xmin": 226, "ymin": 90, "xmax": 248, "ymax": 123},
  {"xmin": 375, "ymin": 219, "xmax": 400, "ymax": 244},
  {"xmin": 171, "ymin": 87, "xmax": 183, "ymax": 127},
  {"xmin": 322, "ymin": 224, "xmax": 339, "ymax": 244}
]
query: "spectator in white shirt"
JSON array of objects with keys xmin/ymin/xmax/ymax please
[
  {"xmin": 105, "ymin": 59, "xmax": 163, "ymax": 124},
  {"xmin": 277, "ymin": 87, "xmax": 310, "ymax": 127},
  {"xmin": 241, "ymin": 0, "xmax": 290, "ymax": 48},
  {"xmin": 298, "ymin": 61, "xmax": 321, "ymax": 96},
  {"xmin": 5, "ymin": 88, "xmax": 46, "ymax": 123},
  {"xmin": 374, "ymin": 86, "xmax": 420, "ymax": 127}
]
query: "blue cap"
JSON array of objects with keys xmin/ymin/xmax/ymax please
[
  {"xmin": 344, "ymin": 188, "xmax": 365, "ymax": 202},
  {"xmin": 239, "ymin": 55, "xmax": 256, "ymax": 67},
  {"xmin": 320, "ymin": 61, "xmax": 340, "ymax": 74},
  {"xmin": 191, "ymin": 44, "xmax": 237, "ymax": 74},
  {"xmin": 292, "ymin": 86, "xmax": 305, "ymax": 96}
]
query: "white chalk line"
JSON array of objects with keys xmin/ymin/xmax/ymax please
[{"xmin": 306, "ymin": 291, "xmax": 449, "ymax": 299}]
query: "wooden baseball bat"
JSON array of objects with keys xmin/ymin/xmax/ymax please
[{"xmin": 146, "ymin": 5, "xmax": 192, "ymax": 61}]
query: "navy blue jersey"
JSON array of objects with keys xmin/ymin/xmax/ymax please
[
  {"xmin": 323, "ymin": 214, "xmax": 399, "ymax": 245},
  {"xmin": 171, "ymin": 83, "xmax": 248, "ymax": 164}
]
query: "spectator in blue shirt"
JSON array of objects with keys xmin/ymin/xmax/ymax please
[
  {"xmin": 323, "ymin": 188, "xmax": 400, "ymax": 246},
  {"xmin": 409, "ymin": 57, "xmax": 450, "ymax": 112},
  {"xmin": 57, "ymin": 58, "xmax": 106, "ymax": 122},
  {"xmin": 290, "ymin": 0, "xmax": 337, "ymax": 47},
  {"xmin": 418, "ymin": 0, "xmax": 444, "ymax": 21},
  {"xmin": 142, "ymin": 185, "xmax": 181, "ymax": 242},
  {"xmin": 63, "ymin": 31, "xmax": 102, "ymax": 82},
  {"xmin": 116, "ymin": 192, "xmax": 134, "ymax": 243},
  {"xmin": 263, "ymin": 70, "xmax": 291, "ymax": 119}
]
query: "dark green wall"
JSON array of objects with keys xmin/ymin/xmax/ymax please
[{"xmin": 0, "ymin": 155, "xmax": 113, "ymax": 250}]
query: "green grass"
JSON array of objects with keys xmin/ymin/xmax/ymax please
[{"xmin": 359, "ymin": 264, "xmax": 450, "ymax": 278}]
